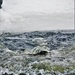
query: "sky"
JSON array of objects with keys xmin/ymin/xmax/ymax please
[
  {"xmin": 0, "ymin": 0, "xmax": 74, "ymax": 32},
  {"xmin": 3, "ymin": 0, "xmax": 74, "ymax": 14}
]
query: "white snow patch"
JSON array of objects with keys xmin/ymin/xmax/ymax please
[{"xmin": 51, "ymin": 50, "xmax": 61, "ymax": 57}]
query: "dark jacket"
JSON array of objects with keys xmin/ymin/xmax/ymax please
[
  {"xmin": 0, "ymin": 0, "xmax": 3, "ymax": 8},
  {"xmin": 0, "ymin": 0, "xmax": 3, "ymax": 4}
]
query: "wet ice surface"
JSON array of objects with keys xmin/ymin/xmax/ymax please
[{"xmin": 0, "ymin": 30, "xmax": 75, "ymax": 75}]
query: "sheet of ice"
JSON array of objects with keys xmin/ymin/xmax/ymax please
[{"xmin": 0, "ymin": 0, "xmax": 74, "ymax": 32}]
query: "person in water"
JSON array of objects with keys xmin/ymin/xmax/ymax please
[{"xmin": 0, "ymin": 0, "xmax": 3, "ymax": 9}]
